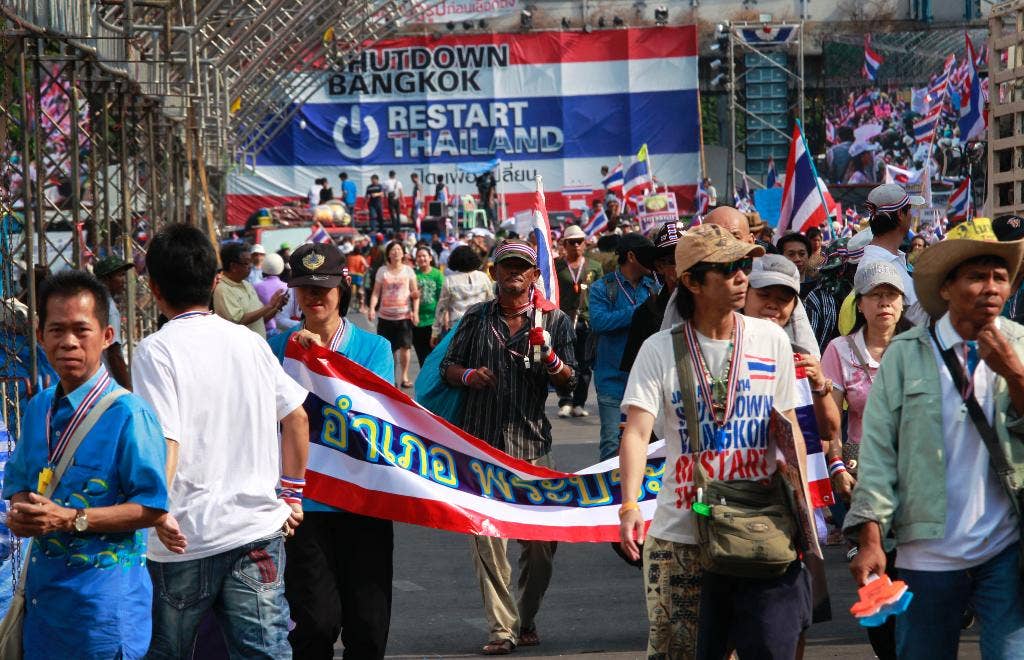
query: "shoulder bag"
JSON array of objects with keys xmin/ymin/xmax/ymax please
[
  {"xmin": 0, "ymin": 388, "xmax": 126, "ymax": 659},
  {"xmin": 670, "ymin": 325, "xmax": 798, "ymax": 579}
]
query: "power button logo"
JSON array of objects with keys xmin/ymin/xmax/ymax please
[{"xmin": 333, "ymin": 106, "xmax": 379, "ymax": 161}]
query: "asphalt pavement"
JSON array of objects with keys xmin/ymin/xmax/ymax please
[{"xmin": 342, "ymin": 312, "xmax": 979, "ymax": 659}]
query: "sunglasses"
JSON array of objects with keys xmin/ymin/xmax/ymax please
[
  {"xmin": 694, "ymin": 257, "xmax": 753, "ymax": 277},
  {"xmin": 565, "ymin": 238, "xmax": 585, "ymax": 245}
]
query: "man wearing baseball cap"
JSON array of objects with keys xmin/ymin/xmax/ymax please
[
  {"xmin": 618, "ymin": 224, "xmax": 819, "ymax": 658},
  {"xmin": 620, "ymin": 221, "xmax": 681, "ymax": 374},
  {"xmin": 554, "ymin": 224, "xmax": 604, "ymax": 418},
  {"xmin": 859, "ymin": 183, "xmax": 929, "ymax": 325},
  {"xmin": 588, "ymin": 232, "xmax": 659, "ymax": 460},
  {"xmin": 440, "ymin": 240, "xmax": 577, "ymax": 654},
  {"xmin": 93, "ymin": 255, "xmax": 134, "ymax": 387},
  {"xmin": 846, "ymin": 220, "xmax": 1024, "ymax": 656}
]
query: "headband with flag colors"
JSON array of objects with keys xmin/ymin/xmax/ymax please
[
  {"xmin": 530, "ymin": 179, "xmax": 559, "ymax": 308},
  {"xmin": 492, "ymin": 240, "xmax": 538, "ymax": 265},
  {"xmin": 959, "ymin": 33, "xmax": 986, "ymax": 143},
  {"xmin": 863, "ymin": 35, "xmax": 884, "ymax": 81},
  {"xmin": 602, "ymin": 162, "xmax": 624, "ymax": 191},
  {"xmin": 777, "ymin": 122, "xmax": 829, "ymax": 234}
]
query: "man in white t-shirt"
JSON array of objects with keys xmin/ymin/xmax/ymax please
[
  {"xmin": 132, "ymin": 224, "xmax": 310, "ymax": 659},
  {"xmin": 846, "ymin": 225, "xmax": 1024, "ymax": 657},
  {"xmin": 383, "ymin": 170, "xmax": 404, "ymax": 233},
  {"xmin": 618, "ymin": 224, "xmax": 812, "ymax": 658}
]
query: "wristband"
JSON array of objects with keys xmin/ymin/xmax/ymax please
[
  {"xmin": 813, "ymin": 379, "xmax": 833, "ymax": 396},
  {"xmin": 278, "ymin": 475, "xmax": 305, "ymax": 505},
  {"xmin": 543, "ymin": 349, "xmax": 562, "ymax": 374},
  {"xmin": 618, "ymin": 501, "xmax": 640, "ymax": 518},
  {"xmin": 828, "ymin": 457, "xmax": 847, "ymax": 477},
  {"xmin": 461, "ymin": 368, "xmax": 476, "ymax": 386}
]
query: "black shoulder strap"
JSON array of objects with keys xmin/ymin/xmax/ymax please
[{"xmin": 928, "ymin": 323, "xmax": 1014, "ymax": 479}]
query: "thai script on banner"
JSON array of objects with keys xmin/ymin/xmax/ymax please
[
  {"xmin": 637, "ymin": 192, "xmax": 678, "ymax": 234},
  {"xmin": 417, "ymin": 0, "xmax": 520, "ymax": 24},
  {"xmin": 283, "ymin": 341, "xmax": 663, "ymax": 542}
]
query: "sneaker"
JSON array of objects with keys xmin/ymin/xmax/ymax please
[
  {"xmin": 571, "ymin": 406, "xmax": 589, "ymax": 417},
  {"xmin": 558, "ymin": 405, "xmax": 572, "ymax": 418}
]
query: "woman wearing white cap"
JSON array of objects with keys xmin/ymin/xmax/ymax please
[{"xmin": 821, "ymin": 261, "xmax": 912, "ymax": 503}]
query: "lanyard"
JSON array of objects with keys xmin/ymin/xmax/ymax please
[
  {"xmin": 614, "ymin": 272, "xmax": 637, "ymax": 307},
  {"xmin": 328, "ymin": 319, "xmax": 348, "ymax": 352},
  {"xmin": 958, "ymin": 342, "xmax": 975, "ymax": 403},
  {"xmin": 567, "ymin": 259, "xmax": 586, "ymax": 292},
  {"xmin": 46, "ymin": 371, "xmax": 110, "ymax": 465},
  {"xmin": 682, "ymin": 314, "xmax": 743, "ymax": 443}
]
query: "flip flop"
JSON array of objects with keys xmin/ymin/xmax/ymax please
[
  {"xmin": 400, "ymin": 380, "xmax": 413, "ymax": 389},
  {"xmin": 482, "ymin": 639, "xmax": 514, "ymax": 655},
  {"xmin": 518, "ymin": 628, "xmax": 540, "ymax": 646}
]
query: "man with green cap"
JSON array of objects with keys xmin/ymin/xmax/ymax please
[{"xmin": 93, "ymin": 255, "xmax": 134, "ymax": 387}]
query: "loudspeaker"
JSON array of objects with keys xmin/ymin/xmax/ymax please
[{"xmin": 428, "ymin": 201, "xmax": 443, "ymax": 217}]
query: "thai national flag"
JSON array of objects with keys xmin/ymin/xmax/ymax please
[
  {"xmin": 914, "ymin": 105, "xmax": 943, "ymax": 144},
  {"xmin": 948, "ymin": 177, "xmax": 971, "ymax": 222},
  {"xmin": 734, "ymin": 174, "xmax": 754, "ymax": 212},
  {"xmin": 825, "ymin": 118, "xmax": 837, "ymax": 145},
  {"xmin": 531, "ymin": 184, "xmax": 559, "ymax": 308},
  {"xmin": 307, "ymin": 223, "xmax": 332, "ymax": 244},
  {"xmin": 853, "ymin": 91, "xmax": 872, "ymax": 116},
  {"xmin": 766, "ymin": 156, "xmax": 779, "ymax": 188},
  {"xmin": 927, "ymin": 54, "xmax": 956, "ymax": 106},
  {"xmin": 792, "ymin": 360, "xmax": 835, "ymax": 508},
  {"xmin": 602, "ymin": 163, "xmax": 624, "ymax": 191},
  {"xmin": 863, "ymin": 35, "xmax": 884, "ymax": 81},
  {"xmin": 623, "ymin": 157, "xmax": 651, "ymax": 201},
  {"xmin": 777, "ymin": 123, "xmax": 829, "ymax": 234},
  {"xmin": 695, "ymin": 178, "xmax": 710, "ymax": 215},
  {"xmin": 959, "ymin": 35, "xmax": 986, "ymax": 143},
  {"xmin": 583, "ymin": 210, "xmax": 608, "ymax": 238}
]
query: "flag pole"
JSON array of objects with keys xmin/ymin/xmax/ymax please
[
  {"xmin": 795, "ymin": 119, "xmax": 837, "ymax": 240},
  {"xmin": 696, "ymin": 88, "xmax": 708, "ymax": 188}
]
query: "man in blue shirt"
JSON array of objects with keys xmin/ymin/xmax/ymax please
[
  {"xmin": 4, "ymin": 270, "xmax": 168, "ymax": 659},
  {"xmin": 588, "ymin": 233, "xmax": 657, "ymax": 460},
  {"xmin": 339, "ymin": 171, "xmax": 358, "ymax": 210},
  {"xmin": 268, "ymin": 243, "xmax": 396, "ymax": 659}
]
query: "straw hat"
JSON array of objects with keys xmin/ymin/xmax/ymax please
[{"xmin": 912, "ymin": 218, "xmax": 1024, "ymax": 318}]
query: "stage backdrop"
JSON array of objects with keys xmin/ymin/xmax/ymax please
[{"xmin": 227, "ymin": 26, "xmax": 700, "ymax": 225}]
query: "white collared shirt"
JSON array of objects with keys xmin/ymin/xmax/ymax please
[
  {"xmin": 859, "ymin": 244, "xmax": 929, "ymax": 325},
  {"xmin": 896, "ymin": 313, "xmax": 1019, "ymax": 571}
]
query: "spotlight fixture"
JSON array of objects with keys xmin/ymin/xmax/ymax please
[
  {"xmin": 478, "ymin": 19, "xmax": 487, "ymax": 29},
  {"xmin": 520, "ymin": 9, "xmax": 532, "ymax": 30},
  {"xmin": 561, "ymin": 17, "xmax": 571, "ymax": 29},
  {"xmin": 711, "ymin": 73, "xmax": 726, "ymax": 86},
  {"xmin": 446, "ymin": 21, "xmax": 455, "ymax": 31},
  {"xmin": 462, "ymin": 20, "xmax": 473, "ymax": 30},
  {"xmin": 654, "ymin": 5, "xmax": 668, "ymax": 24},
  {"xmin": 710, "ymin": 59, "xmax": 723, "ymax": 70},
  {"xmin": 598, "ymin": 16, "xmax": 606, "ymax": 28},
  {"xmin": 613, "ymin": 16, "xmax": 625, "ymax": 26}
]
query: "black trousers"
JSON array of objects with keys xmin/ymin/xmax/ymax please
[
  {"xmin": 412, "ymin": 324, "xmax": 433, "ymax": 367},
  {"xmin": 284, "ymin": 511, "xmax": 394, "ymax": 659},
  {"xmin": 557, "ymin": 320, "xmax": 592, "ymax": 408},
  {"xmin": 387, "ymin": 195, "xmax": 401, "ymax": 230}
]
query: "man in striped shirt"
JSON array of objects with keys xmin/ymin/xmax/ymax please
[{"xmin": 440, "ymin": 240, "xmax": 576, "ymax": 655}]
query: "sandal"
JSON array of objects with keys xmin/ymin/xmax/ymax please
[
  {"xmin": 518, "ymin": 628, "xmax": 540, "ymax": 646},
  {"xmin": 400, "ymin": 380, "xmax": 413, "ymax": 389},
  {"xmin": 482, "ymin": 639, "xmax": 515, "ymax": 655}
]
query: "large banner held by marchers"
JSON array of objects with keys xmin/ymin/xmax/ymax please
[
  {"xmin": 283, "ymin": 340, "xmax": 663, "ymax": 542},
  {"xmin": 227, "ymin": 26, "xmax": 700, "ymax": 224}
]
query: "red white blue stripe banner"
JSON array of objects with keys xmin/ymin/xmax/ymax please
[
  {"xmin": 226, "ymin": 27, "xmax": 700, "ymax": 225},
  {"xmin": 792, "ymin": 363, "xmax": 833, "ymax": 508},
  {"xmin": 283, "ymin": 341, "xmax": 663, "ymax": 542}
]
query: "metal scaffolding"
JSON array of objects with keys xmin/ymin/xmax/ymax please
[{"xmin": 0, "ymin": 1, "xmax": 442, "ymax": 584}]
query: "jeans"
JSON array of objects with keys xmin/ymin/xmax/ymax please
[
  {"xmin": 557, "ymin": 320, "xmax": 592, "ymax": 409},
  {"xmin": 896, "ymin": 541, "xmax": 1024, "ymax": 660},
  {"xmin": 597, "ymin": 392, "xmax": 625, "ymax": 460},
  {"xmin": 146, "ymin": 533, "xmax": 291, "ymax": 660}
]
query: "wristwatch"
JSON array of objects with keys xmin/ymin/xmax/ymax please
[{"xmin": 73, "ymin": 508, "xmax": 88, "ymax": 533}]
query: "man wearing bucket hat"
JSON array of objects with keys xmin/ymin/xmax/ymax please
[
  {"xmin": 858, "ymin": 183, "xmax": 930, "ymax": 326},
  {"xmin": 618, "ymin": 224, "xmax": 820, "ymax": 658},
  {"xmin": 846, "ymin": 219, "xmax": 1024, "ymax": 657}
]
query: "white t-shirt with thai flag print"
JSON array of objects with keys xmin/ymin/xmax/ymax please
[{"xmin": 621, "ymin": 315, "xmax": 796, "ymax": 545}]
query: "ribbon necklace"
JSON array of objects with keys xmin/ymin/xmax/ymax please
[
  {"xmin": 614, "ymin": 272, "xmax": 636, "ymax": 307},
  {"xmin": 46, "ymin": 370, "xmax": 110, "ymax": 465},
  {"xmin": 567, "ymin": 258, "xmax": 586, "ymax": 293},
  {"xmin": 299, "ymin": 318, "xmax": 348, "ymax": 352},
  {"xmin": 682, "ymin": 313, "xmax": 744, "ymax": 451},
  {"xmin": 171, "ymin": 310, "xmax": 213, "ymax": 321}
]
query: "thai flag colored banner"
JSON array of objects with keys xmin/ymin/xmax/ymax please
[
  {"xmin": 737, "ymin": 25, "xmax": 798, "ymax": 46},
  {"xmin": 777, "ymin": 123, "xmax": 828, "ymax": 234},
  {"xmin": 948, "ymin": 177, "xmax": 971, "ymax": 222},
  {"xmin": 792, "ymin": 362, "xmax": 833, "ymax": 508},
  {"xmin": 226, "ymin": 27, "xmax": 700, "ymax": 225},
  {"xmin": 283, "ymin": 341, "xmax": 664, "ymax": 542}
]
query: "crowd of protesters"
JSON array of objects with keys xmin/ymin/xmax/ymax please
[{"xmin": 5, "ymin": 174, "xmax": 1024, "ymax": 660}]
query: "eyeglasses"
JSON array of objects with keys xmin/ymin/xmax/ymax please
[{"xmin": 695, "ymin": 257, "xmax": 753, "ymax": 277}]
